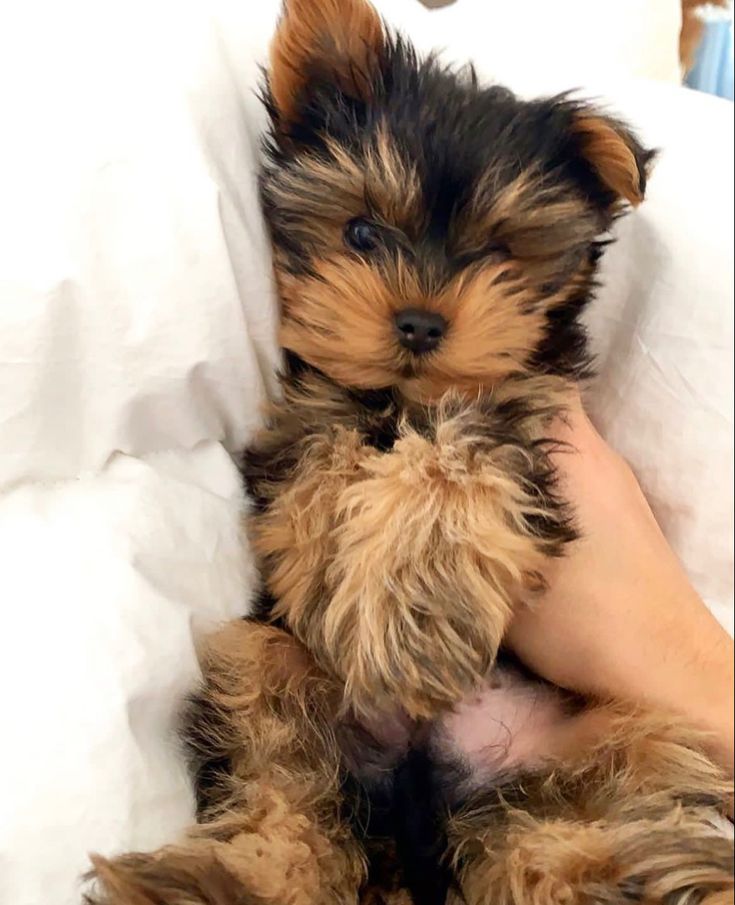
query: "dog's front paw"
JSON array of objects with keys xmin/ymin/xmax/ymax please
[{"xmin": 323, "ymin": 393, "xmax": 572, "ymax": 719}]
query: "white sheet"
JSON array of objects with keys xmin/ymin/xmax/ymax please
[
  {"xmin": 583, "ymin": 83, "xmax": 734, "ymax": 632},
  {"xmin": 393, "ymin": 0, "xmax": 684, "ymax": 86},
  {"xmin": 0, "ymin": 445, "xmax": 251, "ymax": 902},
  {"xmin": 0, "ymin": 2, "xmax": 731, "ymax": 903}
]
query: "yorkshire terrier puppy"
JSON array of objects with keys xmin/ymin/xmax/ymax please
[{"xmin": 88, "ymin": 1, "xmax": 734, "ymax": 903}]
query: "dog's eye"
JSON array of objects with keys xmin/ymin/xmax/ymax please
[
  {"xmin": 486, "ymin": 242, "xmax": 511, "ymax": 264},
  {"xmin": 345, "ymin": 218, "xmax": 380, "ymax": 252}
]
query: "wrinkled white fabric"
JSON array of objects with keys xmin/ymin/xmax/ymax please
[
  {"xmin": 409, "ymin": 0, "xmax": 683, "ymax": 87},
  {"xmin": 0, "ymin": 1, "xmax": 731, "ymax": 903}
]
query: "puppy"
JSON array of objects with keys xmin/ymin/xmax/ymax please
[{"xmin": 87, "ymin": 1, "xmax": 734, "ymax": 903}]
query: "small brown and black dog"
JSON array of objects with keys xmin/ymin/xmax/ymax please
[{"xmin": 88, "ymin": 1, "xmax": 734, "ymax": 903}]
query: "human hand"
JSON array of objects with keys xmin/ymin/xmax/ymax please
[{"xmin": 506, "ymin": 393, "xmax": 734, "ymax": 776}]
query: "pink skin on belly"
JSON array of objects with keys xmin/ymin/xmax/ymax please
[
  {"xmin": 346, "ymin": 667, "xmax": 596, "ymax": 788},
  {"xmin": 435, "ymin": 669, "xmax": 575, "ymax": 778}
]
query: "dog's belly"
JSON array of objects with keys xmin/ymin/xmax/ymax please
[
  {"xmin": 432, "ymin": 664, "xmax": 585, "ymax": 788},
  {"xmin": 339, "ymin": 664, "xmax": 594, "ymax": 905},
  {"xmin": 341, "ymin": 660, "xmax": 586, "ymax": 801}
]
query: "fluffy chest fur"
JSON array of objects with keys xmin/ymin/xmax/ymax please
[{"xmin": 241, "ymin": 356, "xmax": 574, "ymax": 719}]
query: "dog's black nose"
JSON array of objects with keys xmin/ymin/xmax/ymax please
[{"xmin": 394, "ymin": 309, "xmax": 447, "ymax": 354}]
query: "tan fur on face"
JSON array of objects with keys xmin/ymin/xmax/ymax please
[
  {"xmin": 364, "ymin": 128, "xmax": 426, "ymax": 233},
  {"xmin": 267, "ymin": 144, "xmax": 368, "ymax": 254},
  {"xmin": 455, "ymin": 169, "xmax": 601, "ymax": 267},
  {"xmin": 268, "ymin": 133, "xmax": 424, "ymax": 258},
  {"xmin": 273, "ymin": 147, "xmax": 605, "ymax": 400},
  {"xmin": 278, "ymin": 254, "xmax": 585, "ymax": 402},
  {"xmin": 402, "ymin": 270, "xmax": 587, "ymax": 401},
  {"xmin": 269, "ymin": 0, "xmax": 384, "ymax": 124}
]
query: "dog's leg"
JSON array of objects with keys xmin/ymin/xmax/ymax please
[
  {"xmin": 447, "ymin": 706, "xmax": 734, "ymax": 905},
  {"xmin": 322, "ymin": 383, "xmax": 572, "ymax": 719},
  {"xmin": 452, "ymin": 809, "xmax": 733, "ymax": 905},
  {"xmin": 244, "ymin": 377, "xmax": 573, "ymax": 718},
  {"xmin": 251, "ymin": 377, "xmax": 573, "ymax": 721},
  {"xmin": 86, "ymin": 621, "xmax": 366, "ymax": 905}
]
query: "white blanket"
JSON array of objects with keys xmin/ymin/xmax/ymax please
[{"xmin": 0, "ymin": 1, "xmax": 732, "ymax": 902}]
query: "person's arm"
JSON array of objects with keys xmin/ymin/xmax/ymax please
[{"xmin": 506, "ymin": 395, "xmax": 734, "ymax": 779}]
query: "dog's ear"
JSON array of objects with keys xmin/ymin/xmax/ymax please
[
  {"xmin": 570, "ymin": 110, "xmax": 655, "ymax": 208},
  {"xmin": 269, "ymin": 0, "xmax": 385, "ymax": 125}
]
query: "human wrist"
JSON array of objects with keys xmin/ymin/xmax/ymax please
[
  {"xmin": 615, "ymin": 587, "xmax": 734, "ymax": 777},
  {"xmin": 683, "ymin": 625, "xmax": 734, "ymax": 776}
]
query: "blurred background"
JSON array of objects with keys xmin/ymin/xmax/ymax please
[{"xmin": 418, "ymin": 0, "xmax": 734, "ymax": 101}]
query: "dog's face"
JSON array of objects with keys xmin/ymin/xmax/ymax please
[{"xmin": 261, "ymin": 0, "xmax": 652, "ymax": 402}]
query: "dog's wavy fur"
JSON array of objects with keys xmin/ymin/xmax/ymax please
[{"xmin": 87, "ymin": 0, "xmax": 733, "ymax": 903}]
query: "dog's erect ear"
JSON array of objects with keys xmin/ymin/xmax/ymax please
[
  {"xmin": 269, "ymin": 0, "xmax": 385, "ymax": 124},
  {"xmin": 571, "ymin": 111, "xmax": 655, "ymax": 208}
]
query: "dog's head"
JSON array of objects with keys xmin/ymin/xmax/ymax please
[{"xmin": 261, "ymin": 0, "xmax": 653, "ymax": 403}]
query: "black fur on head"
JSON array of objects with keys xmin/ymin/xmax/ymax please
[{"xmin": 259, "ymin": 0, "xmax": 654, "ymax": 402}]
